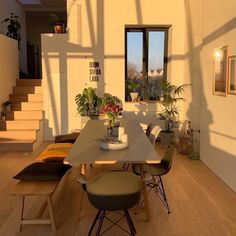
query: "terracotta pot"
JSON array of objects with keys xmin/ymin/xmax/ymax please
[{"xmin": 54, "ymin": 24, "xmax": 63, "ymax": 33}]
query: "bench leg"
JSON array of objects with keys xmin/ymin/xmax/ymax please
[
  {"xmin": 20, "ymin": 196, "xmax": 25, "ymax": 232},
  {"xmin": 47, "ymin": 196, "xmax": 56, "ymax": 231},
  {"xmin": 36, "ymin": 199, "xmax": 48, "ymax": 218}
]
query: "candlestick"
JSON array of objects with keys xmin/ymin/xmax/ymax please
[
  {"xmin": 118, "ymin": 126, "xmax": 125, "ymax": 140},
  {"xmin": 121, "ymin": 134, "xmax": 128, "ymax": 143}
]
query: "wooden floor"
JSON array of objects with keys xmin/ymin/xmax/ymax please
[{"xmin": 0, "ymin": 142, "xmax": 235, "ymax": 236}]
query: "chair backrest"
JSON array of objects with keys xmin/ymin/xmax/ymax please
[
  {"xmin": 148, "ymin": 125, "xmax": 162, "ymax": 146},
  {"xmin": 145, "ymin": 122, "xmax": 153, "ymax": 137},
  {"xmin": 161, "ymin": 145, "xmax": 175, "ymax": 174}
]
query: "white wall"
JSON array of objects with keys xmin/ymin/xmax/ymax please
[
  {"xmin": 41, "ymin": 0, "xmax": 236, "ymax": 192},
  {"xmin": 0, "ymin": 34, "xmax": 18, "ymax": 106},
  {"xmin": 42, "ymin": 0, "xmax": 187, "ymax": 139},
  {"xmin": 199, "ymin": 0, "xmax": 236, "ymax": 192},
  {"xmin": 0, "ymin": 0, "xmax": 27, "ymax": 73}
]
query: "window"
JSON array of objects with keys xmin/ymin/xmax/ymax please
[{"xmin": 125, "ymin": 27, "xmax": 169, "ymax": 102}]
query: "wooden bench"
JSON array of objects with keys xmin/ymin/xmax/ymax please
[{"xmin": 11, "ymin": 180, "xmax": 59, "ymax": 232}]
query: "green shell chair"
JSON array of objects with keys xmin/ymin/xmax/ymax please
[
  {"xmin": 77, "ymin": 169, "xmax": 143, "ymax": 236},
  {"xmin": 133, "ymin": 144, "xmax": 175, "ymax": 214}
]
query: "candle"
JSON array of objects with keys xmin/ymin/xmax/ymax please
[
  {"xmin": 118, "ymin": 126, "xmax": 125, "ymax": 140},
  {"xmin": 121, "ymin": 134, "xmax": 128, "ymax": 143}
]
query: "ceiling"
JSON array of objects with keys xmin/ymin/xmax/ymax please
[{"xmin": 17, "ymin": 0, "xmax": 66, "ymax": 12}]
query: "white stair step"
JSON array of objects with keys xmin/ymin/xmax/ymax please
[
  {"xmin": 13, "ymin": 86, "xmax": 43, "ymax": 94},
  {"xmin": 6, "ymin": 111, "xmax": 43, "ymax": 120},
  {"xmin": 11, "ymin": 102, "xmax": 43, "ymax": 111},
  {"xmin": 0, "ymin": 140, "xmax": 36, "ymax": 152},
  {"xmin": 9, "ymin": 94, "xmax": 43, "ymax": 102},
  {"xmin": 0, "ymin": 130, "xmax": 38, "ymax": 140},
  {"xmin": 0, "ymin": 120, "xmax": 40, "ymax": 130},
  {"xmin": 16, "ymin": 79, "xmax": 41, "ymax": 87}
]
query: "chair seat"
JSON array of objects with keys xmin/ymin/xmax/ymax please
[
  {"xmin": 86, "ymin": 170, "xmax": 143, "ymax": 211},
  {"xmin": 133, "ymin": 163, "xmax": 167, "ymax": 176},
  {"xmin": 87, "ymin": 170, "xmax": 142, "ymax": 196}
]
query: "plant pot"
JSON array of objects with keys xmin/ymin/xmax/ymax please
[
  {"xmin": 130, "ymin": 92, "xmax": 139, "ymax": 102},
  {"xmin": 159, "ymin": 131, "xmax": 175, "ymax": 146},
  {"xmin": 54, "ymin": 24, "xmax": 64, "ymax": 33}
]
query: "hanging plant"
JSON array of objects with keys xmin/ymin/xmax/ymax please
[{"xmin": 1, "ymin": 13, "xmax": 21, "ymax": 49}]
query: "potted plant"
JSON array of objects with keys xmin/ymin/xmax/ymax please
[
  {"xmin": 3, "ymin": 101, "xmax": 12, "ymax": 111},
  {"xmin": 1, "ymin": 13, "xmax": 21, "ymax": 49},
  {"xmin": 158, "ymin": 80, "xmax": 189, "ymax": 145},
  {"xmin": 48, "ymin": 14, "xmax": 65, "ymax": 33},
  {"xmin": 75, "ymin": 87, "xmax": 101, "ymax": 119},
  {"xmin": 1, "ymin": 111, "xmax": 6, "ymax": 120},
  {"xmin": 126, "ymin": 79, "xmax": 141, "ymax": 102},
  {"xmin": 100, "ymin": 93, "xmax": 123, "ymax": 134}
]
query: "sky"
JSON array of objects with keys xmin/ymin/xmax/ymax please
[{"xmin": 127, "ymin": 31, "xmax": 165, "ymax": 72}]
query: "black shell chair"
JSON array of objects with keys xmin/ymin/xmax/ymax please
[
  {"xmin": 77, "ymin": 170, "xmax": 143, "ymax": 235},
  {"xmin": 133, "ymin": 144, "xmax": 175, "ymax": 214}
]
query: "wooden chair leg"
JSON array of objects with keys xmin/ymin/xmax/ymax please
[
  {"xmin": 20, "ymin": 196, "xmax": 25, "ymax": 232},
  {"xmin": 47, "ymin": 196, "xmax": 56, "ymax": 231}
]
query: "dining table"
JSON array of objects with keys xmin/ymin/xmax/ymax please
[{"xmin": 64, "ymin": 118, "xmax": 162, "ymax": 221}]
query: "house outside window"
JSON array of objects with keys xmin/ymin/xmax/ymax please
[{"xmin": 125, "ymin": 26, "xmax": 169, "ymax": 102}]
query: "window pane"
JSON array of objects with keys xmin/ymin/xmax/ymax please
[
  {"xmin": 148, "ymin": 31, "xmax": 165, "ymax": 100},
  {"xmin": 126, "ymin": 32, "xmax": 143, "ymax": 101}
]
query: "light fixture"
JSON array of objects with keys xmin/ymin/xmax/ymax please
[{"xmin": 214, "ymin": 49, "xmax": 223, "ymax": 59}]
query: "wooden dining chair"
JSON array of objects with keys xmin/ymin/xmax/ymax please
[{"xmin": 77, "ymin": 169, "xmax": 143, "ymax": 236}]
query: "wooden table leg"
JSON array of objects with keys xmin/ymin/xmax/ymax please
[
  {"xmin": 77, "ymin": 164, "xmax": 86, "ymax": 222},
  {"xmin": 140, "ymin": 164, "xmax": 150, "ymax": 222}
]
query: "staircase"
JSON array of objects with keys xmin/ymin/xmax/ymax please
[{"xmin": 0, "ymin": 79, "xmax": 44, "ymax": 152}]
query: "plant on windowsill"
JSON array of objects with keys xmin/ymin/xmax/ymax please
[
  {"xmin": 158, "ymin": 80, "xmax": 189, "ymax": 145},
  {"xmin": 126, "ymin": 79, "xmax": 141, "ymax": 102},
  {"xmin": 48, "ymin": 14, "xmax": 66, "ymax": 34}
]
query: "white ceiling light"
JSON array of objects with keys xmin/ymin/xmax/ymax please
[{"xmin": 18, "ymin": 0, "xmax": 42, "ymax": 4}]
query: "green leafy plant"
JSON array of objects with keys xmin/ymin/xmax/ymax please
[
  {"xmin": 100, "ymin": 93, "xmax": 123, "ymax": 127},
  {"xmin": 101, "ymin": 93, "xmax": 122, "ymax": 106},
  {"xmin": 75, "ymin": 87, "xmax": 101, "ymax": 117},
  {"xmin": 126, "ymin": 79, "xmax": 141, "ymax": 92},
  {"xmin": 159, "ymin": 80, "xmax": 189, "ymax": 132},
  {"xmin": 1, "ymin": 13, "xmax": 21, "ymax": 48},
  {"xmin": 48, "ymin": 14, "xmax": 65, "ymax": 26},
  {"xmin": 2, "ymin": 101, "xmax": 12, "ymax": 110}
]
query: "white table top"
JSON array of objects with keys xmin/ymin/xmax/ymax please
[{"xmin": 64, "ymin": 119, "xmax": 161, "ymax": 166}]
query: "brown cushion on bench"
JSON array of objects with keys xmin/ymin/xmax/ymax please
[
  {"xmin": 54, "ymin": 133, "xmax": 80, "ymax": 143},
  {"xmin": 13, "ymin": 162, "xmax": 71, "ymax": 181},
  {"xmin": 37, "ymin": 143, "xmax": 73, "ymax": 162}
]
